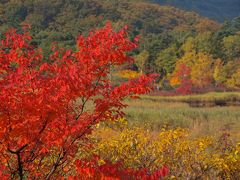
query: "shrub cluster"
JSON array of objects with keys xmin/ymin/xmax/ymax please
[{"xmin": 84, "ymin": 121, "xmax": 240, "ymax": 179}]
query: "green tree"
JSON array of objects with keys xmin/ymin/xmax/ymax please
[
  {"xmin": 135, "ymin": 50, "xmax": 149, "ymax": 74},
  {"xmin": 194, "ymin": 32, "xmax": 213, "ymax": 54},
  {"xmin": 223, "ymin": 33, "xmax": 240, "ymax": 61},
  {"xmin": 156, "ymin": 45, "xmax": 178, "ymax": 74}
]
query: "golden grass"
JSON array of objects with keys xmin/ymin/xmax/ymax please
[
  {"xmin": 124, "ymin": 95, "xmax": 240, "ymax": 140},
  {"xmin": 142, "ymin": 92, "xmax": 240, "ymax": 103}
]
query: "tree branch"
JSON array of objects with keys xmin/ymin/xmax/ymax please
[
  {"xmin": 45, "ymin": 148, "xmax": 66, "ymax": 180},
  {"xmin": 8, "ymin": 144, "xmax": 28, "ymax": 180}
]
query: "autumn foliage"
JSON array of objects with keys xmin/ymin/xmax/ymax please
[
  {"xmin": 90, "ymin": 124, "xmax": 240, "ymax": 179},
  {"xmin": 0, "ymin": 24, "xmax": 163, "ymax": 179},
  {"xmin": 170, "ymin": 64, "xmax": 192, "ymax": 94}
]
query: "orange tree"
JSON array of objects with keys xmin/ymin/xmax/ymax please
[{"xmin": 0, "ymin": 24, "xmax": 165, "ymax": 179}]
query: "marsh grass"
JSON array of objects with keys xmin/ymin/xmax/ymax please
[
  {"xmin": 143, "ymin": 92, "xmax": 240, "ymax": 105},
  {"xmin": 124, "ymin": 95, "xmax": 240, "ymax": 140}
]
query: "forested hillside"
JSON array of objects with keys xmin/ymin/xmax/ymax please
[
  {"xmin": 1, "ymin": 0, "xmax": 240, "ymax": 91},
  {"xmin": 153, "ymin": 0, "xmax": 240, "ymax": 22},
  {"xmin": 0, "ymin": 0, "xmax": 218, "ymax": 53}
]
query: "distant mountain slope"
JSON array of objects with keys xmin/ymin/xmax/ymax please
[
  {"xmin": 0, "ymin": 0, "xmax": 219, "ymax": 58},
  {"xmin": 153, "ymin": 0, "xmax": 240, "ymax": 22}
]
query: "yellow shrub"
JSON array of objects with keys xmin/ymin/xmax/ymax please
[
  {"xmin": 87, "ymin": 122, "xmax": 240, "ymax": 179},
  {"xmin": 117, "ymin": 70, "xmax": 140, "ymax": 79}
]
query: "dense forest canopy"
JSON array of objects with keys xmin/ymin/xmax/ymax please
[
  {"xmin": 153, "ymin": 0, "xmax": 240, "ymax": 22},
  {"xmin": 0, "ymin": 0, "xmax": 240, "ymax": 91}
]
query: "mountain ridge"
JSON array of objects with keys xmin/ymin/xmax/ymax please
[{"xmin": 153, "ymin": 0, "xmax": 240, "ymax": 22}]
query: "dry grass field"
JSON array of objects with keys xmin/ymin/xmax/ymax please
[{"xmin": 124, "ymin": 92, "xmax": 240, "ymax": 140}]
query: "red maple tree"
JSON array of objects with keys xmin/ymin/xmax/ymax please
[
  {"xmin": 0, "ymin": 24, "xmax": 167, "ymax": 179},
  {"xmin": 175, "ymin": 64, "xmax": 192, "ymax": 95}
]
